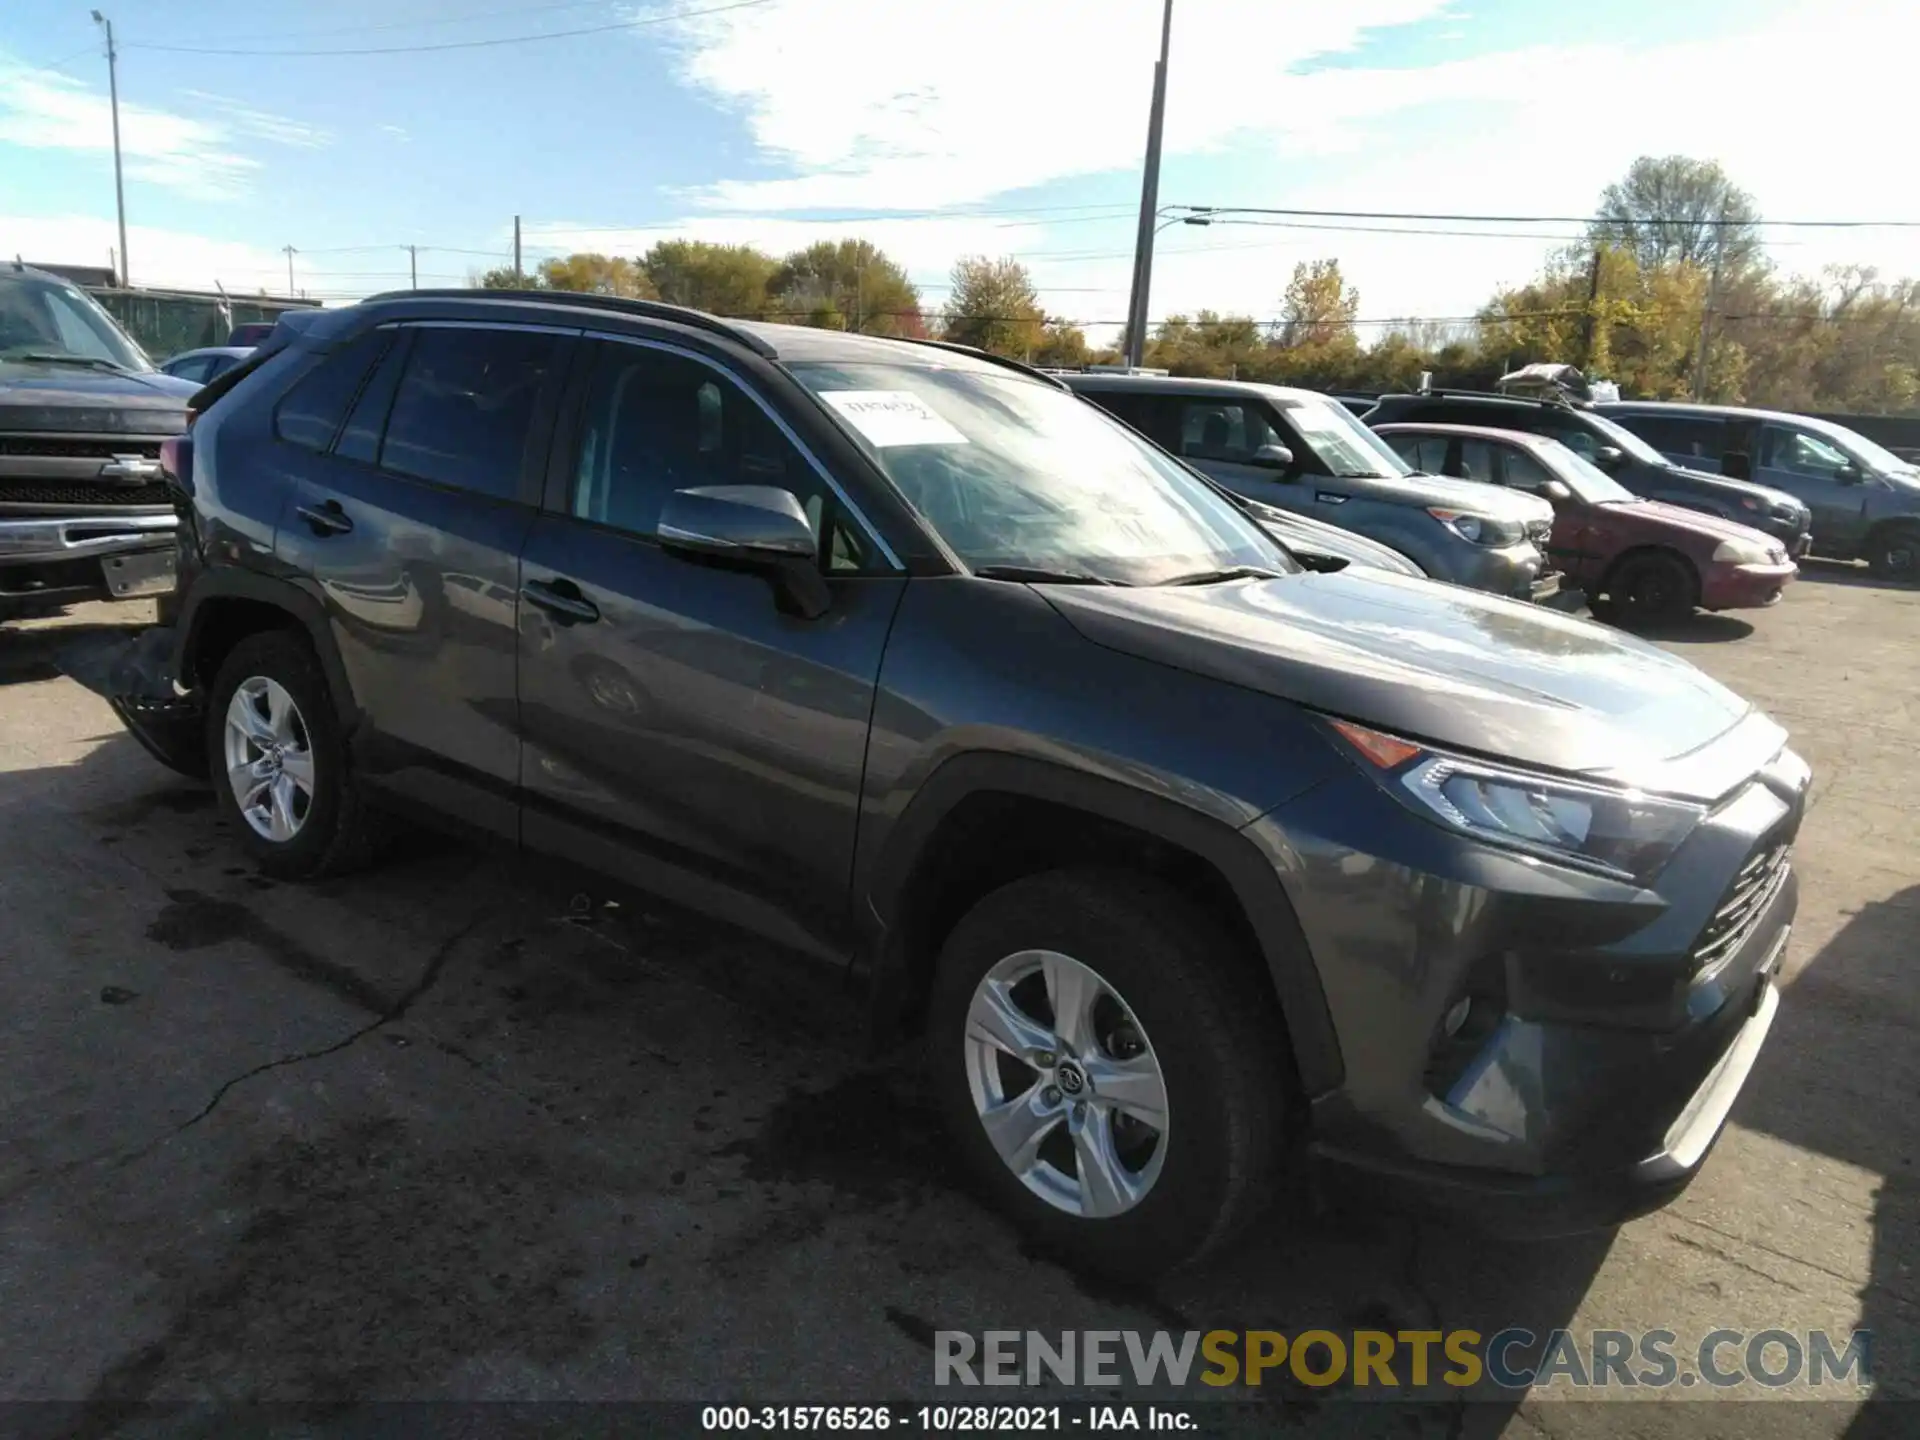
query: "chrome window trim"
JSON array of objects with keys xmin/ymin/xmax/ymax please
[
  {"xmin": 581, "ymin": 328, "xmax": 904, "ymax": 572},
  {"xmin": 376, "ymin": 318, "xmax": 584, "ymax": 337}
]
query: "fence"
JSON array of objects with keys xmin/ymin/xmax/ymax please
[{"xmin": 87, "ymin": 288, "xmax": 321, "ymax": 361}]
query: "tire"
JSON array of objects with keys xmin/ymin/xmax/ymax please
[
  {"xmin": 1866, "ymin": 524, "xmax": 1920, "ymax": 583},
  {"xmin": 204, "ymin": 629, "xmax": 380, "ymax": 879},
  {"xmin": 1594, "ymin": 550, "xmax": 1697, "ymax": 626},
  {"xmin": 927, "ymin": 867, "xmax": 1294, "ymax": 1278}
]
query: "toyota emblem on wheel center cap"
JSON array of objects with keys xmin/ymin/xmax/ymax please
[{"xmin": 1055, "ymin": 1060, "xmax": 1086, "ymax": 1096}]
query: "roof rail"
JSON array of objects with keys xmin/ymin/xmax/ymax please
[
  {"xmin": 893, "ymin": 336, "xmax": 1071, "ymax": 390},
  {"xmin": 1414, "ymin": 385, "xmax": 1584, "ymax": 410},
  {"xmin": 357, "ymin": 288, "xmax": 777, "ymax": 356}
]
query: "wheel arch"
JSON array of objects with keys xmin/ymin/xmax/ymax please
[
  {"xmin": 1598, "ymin": 543, "xmax": 1702, "ymax": 605},
  {"xmin": 861, "ymin": 753, "xmax": 1344, "ymax": 1097},
  {"xmin": 177, "ymin": 569, "xmax": 358, "ymax": 727}
]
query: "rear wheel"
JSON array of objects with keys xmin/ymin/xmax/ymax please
[
  {"xmin": 1594, "ymin": 550, "xmax": 1697, "ymax": 626},
  {"xmin": 205, "ymin": 630, "xmax": 380, "ymax": 879},
  {"xmin": 927, "ymin": 868, "xmax": 1293, "ymax": 1277},
  {"xmin": 1866, "ymin": 524, "xmax": 1920, "ymax": 583}
]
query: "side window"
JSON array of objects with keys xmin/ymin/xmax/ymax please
[
  {"xmin": 1178, "ymin": 401, "xmax": 1258, "ymax": 461},
  {"xmin": 378, "ymin": 327, "xmax": 559, "ymax": 500},
  {"xmin": 1087, "ymin": 392, "xmax": 1155, "ymax": 437},
  {"xmin": 204, "ymin": 354, "xmax": 239, "ymax": 381},
  {"xmin": 1760, "ymin": 425, "xmax": 1849, "ymax": 478},
  {"xmin": 1384, "ymin": 434, "xmax": 1447, "ymax": 473},
  {"xmin": 569, "ymin": 343, "xmax": 869, "ymax": 573},
  {"xmin": 167, "ymin": 356, "xmax": 209, "ymax": 384},
  {"xmin": 1542, "ymin": 421, "xmax": 1598, "ymax": 460},
  {"xmin": 1501, "ymin": 446, "xmax": 1556, "ymax": 490},
  {"xmin": 1458, "ymin": 438, "xmax": 1498, "ymax": 483},
  {"xmin": 274, "ymin": 330, "xmax": 389, "ymax": 453},
  {"xmin": 1620, "ymin": 413, "xmax": 1722, "ymax": 462},
  {"xmin": 335, "ymin": 331, "xmax": 408, "ymax": 466}
]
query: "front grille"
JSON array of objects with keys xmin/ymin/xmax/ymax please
[
  {"xmin": 1692, "ymin": 842, "xmax": 1791, "ymax": 977},
  {"xmin": 0, "ymin": 436, "xmax": 163, "ymax": 460},
  {"xmin": 0, "ymin": 479, "xmax": 173, "ymax": 507}
]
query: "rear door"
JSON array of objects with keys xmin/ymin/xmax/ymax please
[
  {"xmin": 514, "ymin": 335, "xmax": 906, "ymax": 951},
  {"xmin": 272, "ymin": 320, "xmax": 575, "ymax": 838}
]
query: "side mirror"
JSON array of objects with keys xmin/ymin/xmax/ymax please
[
  {"xmin": 1593, "ymin": 445, "xmax": 1625, "ymax": 469},
  {"xmin": 658, "ymin": 484, "xmax": 818, "ymax": 564},
  {"xmin": 1836, "ymin": 463, "xmax": 1865, "ymax": 485},
  {"xmin": 658, "ymin": 484, "xmax": 830, "ymax": 619},
  {"xmin": 1540, "ymin": 480, "xmax": 1572, "ymax": 503},
  {"xmin": 1249, "ymin": 443, "xmax": 1296, "ymax": 472}
]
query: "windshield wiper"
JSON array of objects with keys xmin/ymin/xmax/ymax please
[
  {"xmin": 1163, "ymin": 565, "xmax": 1286, "ymax": 586},
  {"xmin": 972, "ymin": 564, "xmax": 1117, "ymax": 586},
  {"xmin": 6, "ymin": 352, "xmax": 131, "ymax": 373}
]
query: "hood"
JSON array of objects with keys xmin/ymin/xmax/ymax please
[
  {"xmin": 1620, "ymin": 500, "xmax": 1789, "ymax": 553},
  {"xmin": 0, "ymin": 359, "xmax": 195, "ymax": 432},
  {"xmin": 1658, "ymin": 461, "xmax": 1805, "ymax": 517},
  {"xmin": 1042, "ymin": 569, "xmax": 1763, "ymax": 800},
  {"xmin": 1338, "ymin": 470, "xmax": 1553, "ymax": 522},
  {"xmin": 1246, "ymin": 500, "xmax": 1424, "ymax": 577}
]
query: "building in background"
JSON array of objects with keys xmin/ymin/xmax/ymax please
[{"xmin": 31, "ymin": 263, "xmax": 321, "ymax": 360}]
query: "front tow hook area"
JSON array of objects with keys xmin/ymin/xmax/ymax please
[{"xmin": 56, "ymin": 624, "xmax": 208, "ymax": 779}]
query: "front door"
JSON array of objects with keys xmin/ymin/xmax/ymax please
[
  {"xmin": 1167, "ymin": 396, "xmax": 1318, "ymax": 516},
  {"xmin": 273, "ymin": 321, "xmax": 572, "ymax": 838},
  {"xmin": 1754, "ymin": 424, "xmax": 1871, "ymax": 548},
  {"xmin": 515, "ymin": 337, "xmax": 905, "ymax": 951}
]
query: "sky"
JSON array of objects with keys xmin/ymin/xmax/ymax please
[{"xmin": 4, "ymin": 0, "xmax": 1919, "ymax": 344}]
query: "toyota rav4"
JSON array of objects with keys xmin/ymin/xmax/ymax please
[{"xmin": 111, "ymin": 292, "xmax": 1806, "ymax": 1275}]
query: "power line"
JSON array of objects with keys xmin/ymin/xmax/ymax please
[
  {"xmin": 180, "ymin": 0, "xmax": 625, "ymax": 45},
  {"xmin": 123, "ymin": 0, "xmax": 773, "ymax": 57},
  {"xmin": 1169, "ymin": 204, "xmax": 1920, "ymax": 231},
  {"xmin": 520, "ymin": 202, "xmax": 1144, "ymax": 239}
]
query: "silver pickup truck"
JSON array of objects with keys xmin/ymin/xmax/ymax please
[{"xmin": 0, "ymin": 263, "xmax": 196, "ymax": 621}]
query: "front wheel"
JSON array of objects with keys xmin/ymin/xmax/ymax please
[
  {"xmin": 927, "ymin": 869, "xmax": 1294, "ymax": 1277},
  {"xmin": 1594, "ymin": 550, "xmax": 1697, "ymax": 626},
  {"xmin": 1866, "ymin": 525, "xmax": 1920, "ymax": 582}
]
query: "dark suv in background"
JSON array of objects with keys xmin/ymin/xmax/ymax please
[
  {"xmin": 1364, "ymin": 389, "xmax": 1813, "ymax": 556},
  {"xmin": 1599, "ymin": 401, "xmax": 1920, "ymax": 580},
  {"xmin": 112, "ymin": 291, "xmax": 1804, "ymax": 1275}
]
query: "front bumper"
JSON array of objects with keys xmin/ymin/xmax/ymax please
[
  {"xmin": 1250, "ymin": 736, "xmax": 1808, "ymax": 1236},
  {"xmin": 1701, "ymin": 560, "xmax": 1797, "ymax": 611},
  {"xmin": 0, "ymin": 509, "xmax": 179, "ymax": 611}
]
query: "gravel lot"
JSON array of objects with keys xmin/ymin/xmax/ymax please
[{"xmin": 1, "ymin": 566, "xmax": 1914, "ymax": 1436}]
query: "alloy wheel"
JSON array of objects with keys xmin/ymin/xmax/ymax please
[
  {"xmin": 962, "ymin": 949, "xmax": 1170, "ymax": 1218},
  {"xmin": 222, "ymin": 675, "xmax": 316, "ymax": 843}
]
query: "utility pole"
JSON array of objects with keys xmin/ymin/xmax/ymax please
[
  {"xmin": 91, "ymin": 12, "xmax": 129, "ymax": 287},
  {"xmin": 513, "ymin": 216, "xmax": 523, "ymax": 284},
  {"xmin": 1581, "ymin": 246, "xmax": 1603, "ymax": 371},
  {"xmin": 409, "ymin": 244, "xmax": 418, "ymax": 289},
  {"xmin": 1692, "ymin": 204, "xmax": 1726, "ymax": 401},
  {"xmin": 283, "ymin": 245, "xmax": 297, "ymax": 297},
  {"xmin": 1122, "ymin": 0, "xmax": 1175, "ymax": 369}
]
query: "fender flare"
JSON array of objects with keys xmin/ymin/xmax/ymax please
[
  {"xmin": 175, "ymin": 567, "xmax": 360, "ymax": 727},
  {"xmin": 862, "ymin": 751, "xmax": 1344, "ymax": 1096}
]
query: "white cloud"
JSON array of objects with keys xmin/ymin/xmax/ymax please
[
  {"xmin": 0, "ymin": 57, "xmax": 328, "ymax": 200},
  {"xmin": 2, "ymin": 213, "xmax": 297, "ymax": 295}
]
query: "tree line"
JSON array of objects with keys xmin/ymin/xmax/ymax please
[{"xmin": 480, "ymin": 157, "xmax": 1920, "ymax": 414}]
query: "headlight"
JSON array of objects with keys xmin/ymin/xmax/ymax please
[
  {"xmin": 1428, "ymin": 508, "xmax": 1523, "ymax": 547},
  {"xmin": 1329, "ymin": 719, "xmax": 1705, "ymax": 882},
  {"xmin": 1712, "ymin": 536, "xmax": 1773, "ymax": 565}
]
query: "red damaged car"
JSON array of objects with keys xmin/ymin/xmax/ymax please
[{"xmin": 1375, "ymin": 422, "xmax": 1797, "ymax": 625}]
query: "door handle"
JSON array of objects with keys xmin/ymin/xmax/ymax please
[
  {"xmin": 521, "ymin": 578, "xmax": 600, "ymax": 624},
  {"xmin": 296, "ymin": 500, "xmax": 354, "ymax": 536}
]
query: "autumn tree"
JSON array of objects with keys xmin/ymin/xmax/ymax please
[
  {"xmin": 1030, "ymin": 318, "xmax": 1091, "ymax": 368},
  {"xmin": 1591, "ymin": 156, "xmax": 1763, "ymax": 276},
  {"xmin": 535, "ymin": 253, "xmax": 657, "ymax": 299},
  {"xmin": 1278, "ymin": 259, "xmax": 1360, "ymax": 347},
  {"xmin": 638, "ymin": 240, "xmax": 778, "ymax": 317},
  {"xmin": 942, "ymin": 256, "xmax": 1045, "ymax": 357},
  {"xmin": 770, "ymin": 239, "xmax": 922, "ymax": 336}
]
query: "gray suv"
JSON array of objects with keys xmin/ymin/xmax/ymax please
[
  {"xmin": 108, "ymin": 294, "xmax": 1802, "ymax": 1276},
  {"xmin": 1067, "ymin": 374, "xmax": 1567, "ymax": 605},
  {"xmin": 1600, "ymin": 401, "xmax": 1920, "ymax": 579}
]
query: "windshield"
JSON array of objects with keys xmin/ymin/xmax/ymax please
[
  {"xmin": 1543, "ymin": 440, "xmax": 1640, "ymax": 504},
  {"xmin": 1276, "ymin": 396, "xmax": 1413, "ymax": 478},
  {"xmin": 792, "ymin": 361, "xmax": 1297, "ymax": 585},
  {"xmin": 0, "ymin": 274, "xmax": 151, "ymax": 371},
  {"xmin": 1805, "ymin": 419, "xmax": 1916, "ymax": 476},
  {"xmin": 1586, "ymin": 412, "xmax": 1668, "ymax": 466}
]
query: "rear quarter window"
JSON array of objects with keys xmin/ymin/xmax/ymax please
[{"xmin": 272, "ymin": 331, "xmax": 391, "ymax": 453}]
